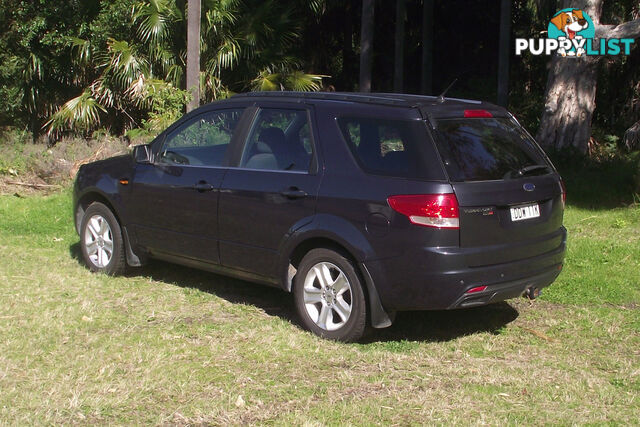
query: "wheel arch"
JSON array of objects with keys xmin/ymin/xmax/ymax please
[
  {"xmin": 279, "ymin": 216, "xmax": 394, "ymax": 328},
  {"xmin": 75, "ymin": 190, "xmax": 122, "ymax": 235},
  {"xmin": 74, "ymin": 190, "xmax": 143, "ymax": 268}
]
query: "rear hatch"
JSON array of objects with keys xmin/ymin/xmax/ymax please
[{"xmin": 431, "ymin": 113, "xmax": 565, "ymax": 267}]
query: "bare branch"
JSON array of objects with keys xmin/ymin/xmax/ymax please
[{"xmin": 596, "ymin": 18, "xmax": 640, "ymax": 39}]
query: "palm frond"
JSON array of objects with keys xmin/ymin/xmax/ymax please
[
  {"xmin": 283, "ymin": 71, "xmax": 327, "ymax": 92},
  {"xmin": 69, "ymin": 37, "xmax": 92, "ymax": 65},
  {"xmin": 105, "ymin": 38, "xmax": 149, "ymax": 89},
  {"xmin": 308, "ymin": 0, "xmax": 326, "ymax": 16},
  {"xmin": 250, "ymin": 70, "xmax": 281, "ymax": 91},
  {"xmin": 205, "ymin": 37, "xmax": 241, "ymax": 75},
  {"xmin": 90, "ymin": 79, "xmax": 116, "ymax": 109},
  {"xmin": 204, "ymin": 0, "xmax": 241, "ymax": 36},
  {"xmin": 133, "ymin": 0, "xmax": 181, "ymax": 43},
  {"xmin": 46, "ymin": 91, "xmax": 106, "ymax": 134},
  {"xmin": 24, "ymin": 53, "xmax": 43, "ymax": 81},
  {"xmin": 166, "ymin": 63, "xmax": 184, "ymax": 86}
]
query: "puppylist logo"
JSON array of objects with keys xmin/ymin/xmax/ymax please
[{"xmin": 516, "ymin": 8, "xmax": 635, "ymax": 57}]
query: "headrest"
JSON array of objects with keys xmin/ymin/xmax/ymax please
[{"xmin": 259, "ymin": 127, "xmax": 286, "ymax": 147}]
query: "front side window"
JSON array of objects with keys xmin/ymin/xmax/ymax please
[
  {"xmin": 337, "ymin": 117, "xmax": 446, "ymax": 180},
  {"xmin": 239, "ymin": 109, "xmax": 313, "ymax": 172},
  {"xmin": 158, "ymin": 109, "xmax": 244, "ymax": 167}
]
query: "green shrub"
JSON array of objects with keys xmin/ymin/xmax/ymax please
[{"xmin": 126, "ymin": 80, "xmax": 191, "ymax": 142}]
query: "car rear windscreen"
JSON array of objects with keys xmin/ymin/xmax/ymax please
[
  {"xmin": 337, "ymin": 117, "xmax": 446, "ymax": 180},
  {"xmin": 433, "ymin": 118, "xmax": 551, "ymax": 182}
]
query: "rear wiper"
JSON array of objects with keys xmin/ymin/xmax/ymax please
[{"xmin": 517, "ymin": 164, "xmax": 550, "ymax": 176}]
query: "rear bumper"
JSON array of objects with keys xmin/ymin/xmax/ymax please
[
  {"xmin": 447, "ymin": 265, "xmax": 560, "ymax": 308},
  {"xmin": 365, "ymin": 227, "xmax": 567, "ymax": 311}
]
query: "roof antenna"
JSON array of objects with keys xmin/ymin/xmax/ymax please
[{"xmin": 437, "ymin": 78, "xmax": 458, "ymax": 103}]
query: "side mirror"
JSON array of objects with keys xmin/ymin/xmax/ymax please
[{"xmin": 133, "ymin": 144, "xmax": 152, "ymax": 164}]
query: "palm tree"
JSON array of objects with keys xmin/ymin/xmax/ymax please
[
  {"xmin": 393, "ymin": 0, "xmax": 405, "ymax": 93},
  {"xmin": 186, "ymin": 0, "xmax": 200, "ymax": 112},
  {"xmin": 421, "ymin": 0, "xmax": 433, "ymax": 95},
  {"xmin": 497, "ymin": 0, "xmax": 510, "ymax": 107},
  {"xmin": 359, "ymin": 0, "xmax": 374, "ymax": 92},
  {"xmin": 48, "ymin": 0, "xmax": 327, "ymax": 135}
]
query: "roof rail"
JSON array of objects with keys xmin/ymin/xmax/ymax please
[
  {"xmin": 231, "ymin": 91, "xmax": 483, "ymax": 107},
  {"xmin": 232, "ymin": 91, "xmax": 415, "ymax": 107}
]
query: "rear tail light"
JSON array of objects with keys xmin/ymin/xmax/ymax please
[
  {"xmin": 464, "ymin": 109, "xmax": 493, "ymax": 118},
  {"xmin": 466, "ymin": 285, "xmax": 487, "ymax": 294},
  {"xmin": 560, "ymin": 179, "xmax": 566, "ymax": 209},
  {"xmin": 387, "ymin": 194, "xmax": 460, "ymax": 229}
]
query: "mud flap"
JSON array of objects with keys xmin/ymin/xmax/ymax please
[{"xmin": 359, "ymin": 263, "xmax": 395, "ymax": 328}]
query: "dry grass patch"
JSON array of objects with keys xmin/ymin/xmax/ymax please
[{"xmin": 0, "ymin": 191, "xmax": 639, "ymax": 424}]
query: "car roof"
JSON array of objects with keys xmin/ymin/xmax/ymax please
[{"xmin": 231, "ymin": 91, "xmax": 509, "ymax": 118}]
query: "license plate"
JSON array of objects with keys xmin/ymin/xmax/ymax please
[{"xmin": 510, "ymin": 204, "xmax": 540, "ymax": 222}]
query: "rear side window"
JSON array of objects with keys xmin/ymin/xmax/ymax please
[
  {"xmin": 239, "ymin": 108, "xmax": 313, "ymax": 172},
  {"xmin": 434, "ymin": 118, "xmax": 550, "ymax": 182},
  {"xmin": 337, "ymin": 117, "xmax": 445, "ymax": 180}
]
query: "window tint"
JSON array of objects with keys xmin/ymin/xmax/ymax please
[
  {"xmin": 337, "ymin": 117, "xmax": 445, "ymax": 180},
  {"xmin": 434, "ymin": 118, "xmax": 550, "ymax": 182},
  {"xmin": 158, "ymin": 109, "xmax": 244, "ymax": 166},
  {"xmin": 240, "ymin": 109, "xmax": 313, "ymax": 172}
]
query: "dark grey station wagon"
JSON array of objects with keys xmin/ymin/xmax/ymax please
[{"xmin": 74, "ymin": 91, "xmax": 567, "ymax": 341}]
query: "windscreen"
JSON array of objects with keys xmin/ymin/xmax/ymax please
[
  {"xmin": 337, "ymin": 117, "xmax": 446, "ymax": 181},
  {"xmin": 434, "ymin": 118, "xmax": 551, "ymax": 182}
]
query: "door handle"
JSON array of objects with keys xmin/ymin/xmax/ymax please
[
  {"xmin": 193, "ymin": 181, "xmax": 214, "ymax": 192},
  {"xmin": 280, "ymin": 187, "xmax": 308, "ymax": 199}
]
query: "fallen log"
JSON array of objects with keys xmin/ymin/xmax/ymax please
[{"xmin": 6, "ymin": 181, "xmax": 61, "ymax": 189}]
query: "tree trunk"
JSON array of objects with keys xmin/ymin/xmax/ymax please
[
  {"xmin": 623, "ymin": 120, "xmax": 640, "ymax": 152},
  {"xmin": 342, "ymin": 0, "xmax": 355, "ymax": 90},
  {"xmin": 536, "ymin": 56, "xmax": 599, "ymax": 152},
  {"xmin": 186, "ymin": 0, "xmax": 201, "ymax": 112},
  {"xmin": 420, "ymin": 0, "xmax": 433, "ymax": 95},
  {"xmin": 497, "ymin": 0, "xmax": 511, "ymax": 107},
  {"xmin": 536, "ymin": 0, "xmax": 640, "ymax": 153},
  {"xmin": 393, "ymin": 0, "xmax": 405, "ymax": 93},
  {"xmin": 359, "ymin": 0, "xmax": 375, "ymax": 93}
]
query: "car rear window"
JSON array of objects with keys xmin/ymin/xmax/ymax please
[
  {"xmin": 433, "ymin": 118, "xmax": 551, "ymax": 182},
  {"xmin": 337, "ymin": 117, "xmax": 446, "ymax": 180}
]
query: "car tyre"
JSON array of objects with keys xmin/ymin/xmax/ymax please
[
  {"xmin": 80, "ymin": 202, "xmax": 126, "ymax": 276},
  {"xmin": 293, "ymin": 248, "xmax": 367, "ymax": 342}
]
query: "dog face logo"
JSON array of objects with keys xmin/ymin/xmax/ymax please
[
  {"xmin": 551, "ymin": 10, "xmax": 588, "ymax": 39},
  {"xmin": 516, "ymin": 9, "xmax": 635, "ymax": 57},
  {"xmin": 547, "ymin": 9, "xmax": 595, "ymax": 56}
]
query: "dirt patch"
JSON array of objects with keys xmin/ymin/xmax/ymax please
[
  {"xmin": 0, "ymin": 134, "xmax": 132, "ymax": 195},
  {"xmin": 0, "ymin": 173, "xmax": 61, "ymax": 196}
]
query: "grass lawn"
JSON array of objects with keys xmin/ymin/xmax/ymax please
[{"xmin": 0, "ymin": 183, "xmax": 639, "ymax": 424}]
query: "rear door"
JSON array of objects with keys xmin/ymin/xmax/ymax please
[
  {"xmin": 218, "ymin": 104, "xmax": 322, "ymax": 279},
  {"xmin": 432, "ymin": 116, "xmax": 565, "ymax": 266}
]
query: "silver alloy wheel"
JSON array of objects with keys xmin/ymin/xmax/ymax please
[
  {"xmin": 303, "ymin": 261, "xmax": 353, "ymax": 331},
  {"xmin": 84, "ymin": 214, "xmax": 114, "ymax": 268}
]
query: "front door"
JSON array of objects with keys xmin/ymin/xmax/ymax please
[
  {"xmin": 130, "ymin": 107, "xmax": 246, "ymax": 263},
  {"xmin": 218, "ymin": 106, "xmax": 322, "ymax": 279}
]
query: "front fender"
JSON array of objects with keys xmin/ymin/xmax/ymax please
[
  {"xmin": 74, "ymin": 174, "xmax": 129, "ymax": 229},
  {"xmin": 74, "ymin": 155, "xmax": 133, "ymax": 232}
]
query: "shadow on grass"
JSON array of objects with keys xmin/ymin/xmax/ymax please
[
  {"xmin": 70, "ymin": 242, "xmax": 519, "ymax": 343},
  {"xmin": 141, "ymin": 260, "xmax": 300, "ymax": 324},
  {"xmin": 70, "ymin": 242, "xmax": 82, "ymax": 263},
  {"xmin": 364, "ymin": 303, "xmax": 518, "ymax": 343}
]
